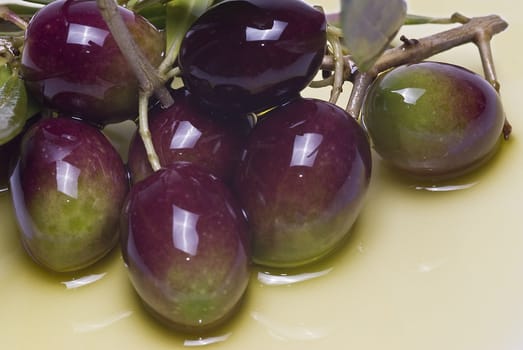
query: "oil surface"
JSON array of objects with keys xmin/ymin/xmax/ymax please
[{"xmin": 1, "ymin": 0, "xmax": 523, "ymax": 349}]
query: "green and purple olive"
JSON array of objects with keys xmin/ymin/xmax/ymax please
[
  {"xmin": 121, "ymin": 162, "xmax": 250, "ymax": 331},
  {"xmin": 361, "ymin": 61, "xmax": 505, "ymax": 179},
  {"xmin": 9, "ymin": 116, "xmax": 128, "ymax": 272}
]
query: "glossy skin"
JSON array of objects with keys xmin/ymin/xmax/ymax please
[
  {"xmin": 127, "ymin": 89, "xmax": 250, "ymax": 184},
  {"xmin": 20, "ymin": 0, "xmax": 164, "ymax": 125},
  {"xmin": 121, "ymin": 162, "xmax": 250, "ymax": 331},
  {"xmin": 362, "ymin": 61, "xmax": 505, "ymax": 179},
  {"xmin": 178, "ymin": 0, "xmax": 327, "ymax": 114},
  {"xmin": 9, "ymin": 117, "xmax": 128, "ymax": 272},
  {"xmin": 234, "ymin": 98, "xmax": 372, "ymax": 268}
]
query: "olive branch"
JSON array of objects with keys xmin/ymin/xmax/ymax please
[{"xmin": 0, "ymin": 0, "xmax": 510, "ymax": 170}]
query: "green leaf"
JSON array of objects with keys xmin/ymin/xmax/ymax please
[
  {"xmin": 162, "ymin": 0, "xmax": 212, "ymax": 86},
  {"xmin": 340, "ymin": 0, "xmax": 407, "ymax": 71},
  {"xmin": 3, "ymin": 0, "xmax": 50, "ymax": 16},
  {"xmin": 134, "ymin": 2, "xmax": 168, "ymax": 29},
  {"xmin": 404, "ymin": 14, "xmax": 454, "ymax": 25},
  {"xmin": 0, "ymin": 66, "xmax": 28, "ymax": 145},
  {"xmin": 165, "ymin": 0, "xmax": 213, "ymax": 58},
  {"xmin": 0, "ymin": 64, "xmax": 11, "ymax": 83}
]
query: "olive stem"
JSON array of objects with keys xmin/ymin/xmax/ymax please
[
  {"xmin": 96, "ymin": 0, "xmax": 173, "ymax": 171},
  {"xmin": 404, "ymin": 13, "xmax": 464, "ymax": 25},
  {"xmin": 310, "ymin": 75, "xmax": 335, "ymax": 88},
  {"xmin": 1, "ymin": 0, "xmax": 44, "ymax": 10},
  {"xmin": 374, "ymin": 14, "xmax": 507, "ymax": 74},
  {"xmin": 326, "ymin": 29, "xmax": 345, "ymax": 104},
  {"xmin": 326, "ymin": 12, "xmax": 466, "ymax": 27},
  {"xmin": 475, "ymin": 33, "xmax": 499, "ymax": 91},
  {"xmin": 96, "ymin": 0, "xmax": 173, "ymax": 109},
  {"xmin": 346, "ymin": 71, "xmax": 374, "ymax": 120},
  {"xmin": 0, "ymin": 5, "xmax": 29, "ymax": 30},
  {"xmin": 472, "ymin": 29, "xmax": 512, "ymax": 139},
  {"xmin": 158, "ymin": 34, "xmax": 183, "ymax": 76},
  {"xmin": 321, "ymin": 14, "xmax": 509, "ymax": 135},
  {"xmin": 164, "ymin": 66, "xmax": 182, "ymax": 80},
  {"xmin": 138, "ymin": 91, "xmax": 161, "ymax": 171}
]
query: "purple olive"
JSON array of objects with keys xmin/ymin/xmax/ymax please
[
  {"xmin": 234, "ymin": 97, "xmax": 372, "ymax": 267},
  {"xmin": 20, "ymin": 0, "xmax": 164, "ymax": 125},
  {"xmin": 127, "ymin": 89, "xmax": 250, "ymax": 184}
]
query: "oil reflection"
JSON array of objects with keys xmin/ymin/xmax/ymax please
[
  {"xmin": 43, "ymin": 77, "xmax": 112, "ymax": 100},
  {"xmin": 183, "ymin": 333, "xmax": 231, "ymax": 347},
  {"xmin": 391, "ymin": 87, "xmax": 426, "ymax": 105},
  {"xmin": 257, "ymin": 268, "xmax": 333, "ymax": 286},
  {"xmin": 55, "ymin": 160, "xmax": 80, "ymax": 198},
  {"xmin": 66, "ymin": 23, "xmax": 108, "ymax": 47},
  {"xmin": 290, "ymin": 133, "xmax": 323, "ymax": 167},
  {"xmin": 413, "ymin": 182, "xmax": 478, "ymax": 192},
  {"xmin": 172, "ymin": 204, "xmax": 200, "ymax": 256},
  {"xmin": 246, "ymin": 20, "xmax": 288, "ymax": 42},
  {"xmin": 251, "ymin": 311, "xmax": 329, "ymax": 341},
  {"xmin": 61, "ymin": 273, "xmax": 107, "ymax": 289},
  {"xmin": 417, "ymin": 258, "xmax": 448, "ymax": 273},
  {"xmin": 72, "ymin": 310, "xmax": 133, "ymax": 333},
  {"xmin": 170, "ymin": 121, "xmax": 203, "ymax": 150}
]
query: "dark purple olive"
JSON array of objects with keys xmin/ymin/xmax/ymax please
[
  {"xmin": 234, "ymin": 97, "xmax": 372, "ymax": 267},
  {"xmin": 9, "ymin": 116, "xmax": 128, "ymax": 272},
  {"xmin": 121, "ymin": 162, "xmax": 250, "ymax": 331},
  {"xmin": 178, "ymin": 0, "xmax": 327, "ymax": 114},
  {"xmin": 20, "ymin": 0, "xmax": 164, "ymax": 125}
]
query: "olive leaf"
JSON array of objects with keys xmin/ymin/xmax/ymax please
[
  {"xmin": 0, "ymin": 66, "xmax": 28, "ymax": 145},
  {"xmin": 165, "ymin": 0, "xmax": 213, "ymax": 57},
  {"xmin": 134, "ymin": 3, "xmax": 167, "ymax": 29},
  {"xmin": 0, "ymin": 63, "xmax": 10, "ymax": 82},
  {"xmin": 340, "ymin": 0, "xmax": 407, "ymax": 71}
]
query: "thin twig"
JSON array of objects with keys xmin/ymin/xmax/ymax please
[
  {"xmin": 322, "ymin": 14, "xmax": 507, "ymax": 73},
  {"xmin": 327, "ymin": 29, "xmax": 344, "ymax": 104},
  {"xmin": 138, "ymin": 91, "xmax": 161, "ymax": 171},
  {"xmin": 0, "ymin": 6, "xmax": 29, "ymax": 30},
  {"xmin": 164, "ymin": 66, "xmax": 182, "ymax": 80},
  {"xmin": 158, "ymin": 34, "xmax": 183, "ymax": 76},
  {"xmin": 1, "ymin": 0, "xmax": 44, "ymax": 10},
  {"xmin": 474, "ymin": 31, "xmax": 499, "ymax": 92},
  {"xmin": 472, "ymin": 29, "xmax": 512, "ymax": 139},
  {"xmin": 320, "ymin": 14, "xmax": 509, "ymax": 133},
  {"xmin": 96, "ymin": 0, "xmax": 173, "ymax": 108},
  {"xmin": 373, "ymin": 14, "xmax": 507, "ymax": 73},
  {"xmin": 96, "ymin": 0, "xmax": 172, "ymax": 171},
  {"xmin": 310, "ymin": 75, "xmax": 335, "ymax": 88},
  {"xmin": 346, "ymin": 72, "xmax": 374, "ymax": 120},
  {"xmin": 404, "ymin": 14, "xmax": 461, "ymax": 25}
]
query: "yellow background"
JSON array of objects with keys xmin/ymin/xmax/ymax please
[{"xmin": 1, "ymin": 0, "xmax": 522, "ymax": 349}]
